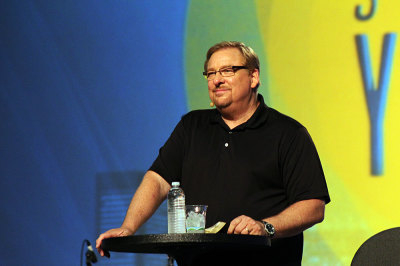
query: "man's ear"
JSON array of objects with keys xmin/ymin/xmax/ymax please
[{"xmin": 250, "ymin": 68, "xmax": 260, "ymax": 89}]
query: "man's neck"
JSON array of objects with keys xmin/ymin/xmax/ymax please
[{"xmin": 219, "ymin": 95, "xmax": 260, "ymax": 129}]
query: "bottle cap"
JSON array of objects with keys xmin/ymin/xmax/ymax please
[{"xmin": 172, "ymin": 181, "xmax": 180, "ymax": 187}]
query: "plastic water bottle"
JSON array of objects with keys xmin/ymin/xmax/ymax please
[{"xmin": 167, "ymin": 182, "xmax": 186, "ymax": 233}]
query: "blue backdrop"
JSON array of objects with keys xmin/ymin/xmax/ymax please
[{"xmin": 0, "ymin": 1, "xmax": 188, "ymax": 265}]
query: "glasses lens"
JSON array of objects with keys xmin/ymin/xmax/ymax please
[
  {"xmin": 206, "ymin": 72, "xmax": 215, "ymax": 80},
  {"xmin": 220, "ymin": 68, "xmax": 235, "ymax": 77},
  {"xmin": 205, "ymin": 66, "xmax": 242, "ymax": 80}
]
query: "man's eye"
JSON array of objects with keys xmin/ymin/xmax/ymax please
[
  {"xmin": 221, "ymin": 68, "xmax": 234, "ymax": 74},
  {"xmin": 207, "ymin": 72, "xmax": 216, "ymax": 77}
]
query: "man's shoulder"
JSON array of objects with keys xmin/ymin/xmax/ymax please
[
  {"xmin": 179, "ymin": 109, "xmax": 216, "ymax": 128},
  {"xmin": 182, "ymin": 109, "xmax": 215, "ymax": 121},
  {"xmin": 264, "ymin": 107, "xmax": 315, "ymax": 150},
  {"xmin": 265, "ymin": 107, "xmax": 304, "ymax": 130}
]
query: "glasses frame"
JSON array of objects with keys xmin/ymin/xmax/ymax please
[{"xmin": 203, "ymin": 66, "xmax": 248, "ymax": 80}]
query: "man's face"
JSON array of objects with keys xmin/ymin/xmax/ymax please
[{"xmin": 206, "ymin": 48, "xmax": 259, "ymax": 111}]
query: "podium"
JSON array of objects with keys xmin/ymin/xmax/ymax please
[{"xmin": 101, "ymin": 233, "xmax": 271, "ymax": 265}]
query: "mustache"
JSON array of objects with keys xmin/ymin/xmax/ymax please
[{"xmin": 212, "ymin": 86, "xmax": 230, "ymax": 91}]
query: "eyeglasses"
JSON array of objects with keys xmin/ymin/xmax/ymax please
[{"xmin": 203, "ymin": 66, "xmax": 248, "ymax": 80}]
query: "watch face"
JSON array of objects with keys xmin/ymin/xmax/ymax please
[
  {"xmin": 266, "ymin": 224, "xmax": 274, "ymax": 233},
  {"xmin": 263, "ymin": 221, "xmax": 275, "ymax": 236}
]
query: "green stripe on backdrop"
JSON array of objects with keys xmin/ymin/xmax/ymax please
[{"xmin": 185, "ymin": 0, "xmax": 270, "ymax": 110}]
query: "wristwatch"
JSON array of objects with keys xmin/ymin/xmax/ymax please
[{"xmin": 261, "ymin": 221, "xmax": 275, "ymax": 238}]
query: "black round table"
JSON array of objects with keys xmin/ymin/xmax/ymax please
[{"xmin": 101, "ymin": 233, "xmax": 271, "ymax": 265}]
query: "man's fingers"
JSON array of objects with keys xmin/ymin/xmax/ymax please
[
  {"xmin": 241, "ymin": 227, "xmax": 250, "ymax": 235},
  {"xmin": 228, "ymin": 215, "xmax": 267, "ymax": 235},
  {"xmin": 96, "ymin": 232, "xmax": 111, "ymax": 256},
  {"xmin": 96, "ymin": 234, "xmax": 104, "ymax": 248},
  {"xmin": 227, "ymin": 217, "xmax": 242, "ymax": 234},
  {"xmin": 96, "ymin": 234, "xmax": 105, "ymax": 255},
  {"xmin": 96, "ymin": 228, "xmax": 133, "ymax": 257},
  {"xmin": 233, "ymin": 223, "xmax": 246, "ymax": 234},
  {"xmin": 228, "ymin": 215, "xmax": 252, "ymax": 234}
]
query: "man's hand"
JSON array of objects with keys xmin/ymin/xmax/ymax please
[
  {"xmin": 95, "ymin": 171, "xmax": 170, "ymax": 258},
  {"xmin": 227, "ymin": 215, "xmax": 266, "ymax": 236},
  {"xmin": 96, "ymin": 227, "xmax": 133, "ymax": 257}
]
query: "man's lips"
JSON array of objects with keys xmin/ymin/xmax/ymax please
[{"xmin": 213, "ymin": 87, "xmax": 230, "ymax": 93}]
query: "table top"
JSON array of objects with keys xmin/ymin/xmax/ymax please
[{"xmin": 101, "ymin": 233, "xmax": 271, "ymax": 254}]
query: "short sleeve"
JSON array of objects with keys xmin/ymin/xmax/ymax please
[
  {"xmin": 149, "ymin": 119, "xmax": 186, "ymax": 185},
  {"xmin": 280, "ymin": 127, "xmax": 330, "ymax": 205}
]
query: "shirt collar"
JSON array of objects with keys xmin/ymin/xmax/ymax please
[{"xmin": 210, "ymin": 94, "xmax": 270, "ymax": 130}]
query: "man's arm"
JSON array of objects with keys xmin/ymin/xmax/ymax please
[
  {"xmin": 227, "ymin": 199, "xmax": 326, "ymax": 237},
  {"xmin": 96, "ymin": 170, "xmax": 171, "ymax": 256}
]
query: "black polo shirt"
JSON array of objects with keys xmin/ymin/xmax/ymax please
[{"xmin": 150, "ymin": 94, "xmax": 330, "ymax": 264}]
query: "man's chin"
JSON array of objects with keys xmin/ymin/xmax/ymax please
[{"xmin": 214, "ymin": 101, "xmax": 231, "ymax": 109}]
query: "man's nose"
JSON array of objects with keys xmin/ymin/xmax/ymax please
[{"xmin": 213, "ymin": 72, "xmax": 225, "ymax": 85}]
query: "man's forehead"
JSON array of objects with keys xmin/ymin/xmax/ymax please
[{"xmin": 207, "ymin": 48, "xmax": 245, "ymax": 69}]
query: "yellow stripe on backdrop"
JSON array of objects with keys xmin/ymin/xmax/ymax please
[
  {"xmin": 257, "ymin": 0, "xmax": 400, "ymax": 265},
  {"xmin": 187, "ymin": 0, "xmax": 400, "ymax": 264}
]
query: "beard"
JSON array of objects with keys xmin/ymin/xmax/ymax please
[{"xmin": 210, "ymin": 89, "xmax": 232, "ymax": 109}]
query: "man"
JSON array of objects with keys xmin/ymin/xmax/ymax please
[{"xmin": 96, "ymin": 41, "xmax": 330, "ymax": 265}]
